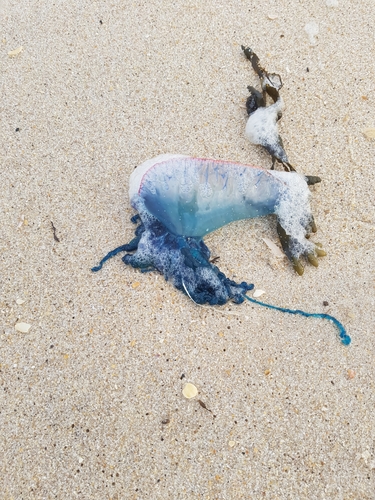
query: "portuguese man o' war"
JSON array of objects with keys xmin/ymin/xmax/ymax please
[{"xmin": 92, "ymin": 154, "xmax": 350, "ymax": 345}]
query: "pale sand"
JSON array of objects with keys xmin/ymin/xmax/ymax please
[{"xmin": 1, "ymin": 0, "xmax": 375, "ymax": 498}]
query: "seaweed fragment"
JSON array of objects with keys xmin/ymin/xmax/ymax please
[
  {"xmin": 51, "ymin": 221, "xmax": 60, "ymax": 242},
  {"xmin": 241, "ymin": 45, "xmax": 294, "ymax": 172},
  {"xmin": 198, "ymin": 400, "xmax": 215, "ymax": 416}
]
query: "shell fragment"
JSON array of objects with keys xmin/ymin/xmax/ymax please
[
  {"xmin": 15, "ymin": 322, "xmax": 31, "ymax": 333},
  {"xmin": 8, "ymin": 46, "xmax": 23, "ymax": 57},
  {"xmin": 263, "ymin": 238, "xmax": 285, "ymax": 258},
  {"xmin": 363, "ymin": 128, "xmax": 375, "ymax": 139},
  {"xmin": 182, "ymin": 383, "xmax": 198, "ymax": 399}
]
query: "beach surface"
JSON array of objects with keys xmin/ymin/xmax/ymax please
[{"xmin": 1, "ymin": 0, "xmax": 375, "ymax": 498}]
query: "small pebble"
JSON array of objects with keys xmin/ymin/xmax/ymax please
[
  {"xmin": 253, "ymin": 289, "xmax": 266, "ymax": 298},
  {"xmin": 347, "ymin": 369, "xmax": 355, "ymax": 379},
  {"xmin": 131, "ymin": 282, "xmax": 140, "ymax": 289},
  {"xmin": 228, "ymin": 441, "xmax": 236, "ymax": 448},
  {"xmin": 15, "ymin": 322, "xmax": 31, "ymax": 333},
  {"xmin": 16, "ymin": 299, "xmax": 25, "ymax": 305},
  {"xmin": 182, "ymin": 383, "xmax": 198, "ymax": 399}
]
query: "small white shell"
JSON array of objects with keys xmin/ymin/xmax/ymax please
[
  {"xmin": 253, "ymin": 289, "xmax": 266, "ymax": 298},
  {"xmin": 182, "ymin": 383, "xmax": 198, "ymax": 399}
]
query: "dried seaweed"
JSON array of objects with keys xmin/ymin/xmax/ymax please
[{"xmin": 241, "ymin": 46, "xmax": 294, "ymax": 172}]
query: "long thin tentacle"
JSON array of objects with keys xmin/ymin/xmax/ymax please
[
  {"xmin": 245, "ymin": 295, "xmax": 351, "ymax": 345},
  {"xmin": 91, "ymin": 243, "xmax": 136, "ymax": 272}
]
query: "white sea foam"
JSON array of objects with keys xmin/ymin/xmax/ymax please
[
  {"xmin": 271, "ymin": 171, "xmax": 315, "ymax": 257},
  {"xmin": 245, "ymin": 98, "xmax": 284, "ymax": 148}
]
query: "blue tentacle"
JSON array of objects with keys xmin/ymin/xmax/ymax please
[
  {"xmin": 244, "ymin": 295, "xmax": 351, "ymax": 345},
  {"xmin": 91, "ymin": 243, "xmax": 135, "ymax": 272}
]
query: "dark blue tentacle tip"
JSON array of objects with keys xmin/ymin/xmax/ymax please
[
  {"xmin": 242, "ymin": 282, "xmax": 254, "ymax": 291},
  {"xmin": 91, "ymin": 265, "xmax": 102, "ymax": 272},
  {"xmin": 340, "ymin": 335, "xmax": 351, "ymax": 346},
  {"xmin": 131, "ymin": 214, "xmax": 141, "ymax": 224}
]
